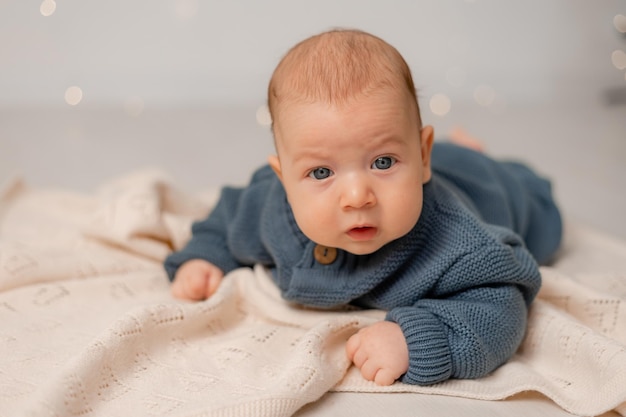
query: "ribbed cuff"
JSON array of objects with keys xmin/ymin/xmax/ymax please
[{"xmin": 386, "ymin": 307, "xmax": 452, "ymax": 385}]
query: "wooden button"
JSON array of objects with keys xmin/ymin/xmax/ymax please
[{"xmin": 314, "ymin": 245, "xmax": 337, "ymax": 265}]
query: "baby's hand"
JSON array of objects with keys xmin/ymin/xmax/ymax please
[
  {"xmin": 170, "ymin": 259, "xmax": 224, "ymax": 301},
  {"xmin": 345, "ymin": 321, "xmax": 409, "ymax": 386}
]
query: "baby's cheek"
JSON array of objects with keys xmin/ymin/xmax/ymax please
[
  {"xmin": 387, "ymin": 193, "xmax": 422, "ymax": 235},
  {"xmin": 293, "ymin": 201, "xmax": 333, "ymax": 238}
]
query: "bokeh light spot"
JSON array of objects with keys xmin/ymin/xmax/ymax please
[
  {"xmin": 611, "ymin": 50, "xmax": 626, "ymax": 70},
  {"xmin": 429, "ymin": 94, "xmax": 451, "ymax": 117},
  {"xmin": 64, "ymin": 86, "xmax": 83, "ymax": 106},
  {"xmin": 40, "ymin": 0, "xmax": 56, "ymax": 16}
]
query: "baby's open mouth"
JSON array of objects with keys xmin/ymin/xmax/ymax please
[{"xmin": 347, "ymin": 226, "xmax": 377, "ymax": 241}]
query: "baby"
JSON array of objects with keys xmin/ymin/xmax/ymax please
[{"xmin": 164, "ymin": 29, "xmax": 562, "ymax": 386}]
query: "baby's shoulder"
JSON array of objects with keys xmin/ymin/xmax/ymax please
[
  {"xmin": 249, "ymin": 164, "xmax": 278, "ymax": 184},
  {"xmin": 423, "ymin": 177, "xmax": 523, "ymax": 249}
]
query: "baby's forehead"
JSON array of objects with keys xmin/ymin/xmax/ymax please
[
  {"xmin": 272, "ymin": 91, "xmax": 419, "ymax": 151},
  {"xmin": 272, "ymin": 86, "xmax": 414, "ymax": 125}
]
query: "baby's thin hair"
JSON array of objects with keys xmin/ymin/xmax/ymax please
[{"xmin": 268, "ymin": 29, "xmax": 422, "ymax": 127}]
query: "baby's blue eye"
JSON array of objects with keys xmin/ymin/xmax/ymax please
[
  {"xmin": 309, "ymin": 167, "xmax": 333, "ymax": 180},
  {"xmin": 372, "ymin": 156, "xmax": 396, "ymax": 170}
]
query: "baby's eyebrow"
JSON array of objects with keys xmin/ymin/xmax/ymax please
[
  {"xmin": 290, "ymin": 149, "xmax": 330, "ymax": 165},
  {"xmin": 289, "ymin": 133, "xmax": 407, "ymax": 165},
  {"xmin": 366, "ymin": 134, "xmax": 407, "ymax": 150}
]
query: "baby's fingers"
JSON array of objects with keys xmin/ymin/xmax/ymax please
[
  {"xmin": 354, "ymin": 357, "xmax": 396, "ymax": 386},
  {"xmin": 205, "ymin": 271, "xmax": 223, "ymax": 298},
  {"xmin": 373, "ymin": 368, "xmax": 396, "ymax": 386},
  {"xmin": 345, "ymin": 332, "xmax": 362, "ymax": 361},
  {"xmin": 172, "ymin": 273, "xmax": 208, "ymax": 301}
]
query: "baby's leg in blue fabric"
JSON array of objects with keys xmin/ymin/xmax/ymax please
[{"xmin": 502, "ymin": 161, "xmax": 563, "ymax": 264}]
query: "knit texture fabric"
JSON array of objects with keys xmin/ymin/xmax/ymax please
[{"xmin": 164, "ymin": 143, "xmax": 562, "ymax": 385}]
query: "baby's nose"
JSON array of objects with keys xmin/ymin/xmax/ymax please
[{"xmin": 340, "ymin": 176, "xmax": 376, "ymax": 209}]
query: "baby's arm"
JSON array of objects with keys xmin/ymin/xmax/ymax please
[
  {"xmin": 164, "ymin": 166, "xmax": 279, "ymax": 298},
  {"xmin": 347, "ymin": 230, "xmax": 541, "ymax": 386},
  {"xmin": 347, "ymin": 286, "xmax": 529, "ymax": 387},
  {"xmin": 170, "ymin": 259, "xmax": 224, "ymax": 301},
  {"xmin": 345, "ymin": 321, "xmax": 409, "ymax": 386}
]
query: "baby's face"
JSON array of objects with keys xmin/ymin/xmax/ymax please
[{"xmin": 270, "ymin": 90, "xmax": 433, "ymax": 255}]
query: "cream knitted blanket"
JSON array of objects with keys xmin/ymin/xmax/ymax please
[{"xmin": 1, "ymin": 170, "xmax": 625, "ymax": 417}]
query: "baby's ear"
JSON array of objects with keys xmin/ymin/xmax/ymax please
[
  {"xmin": 268, "ymin": 155, "xmax": 283, "ymax": 181},
  {"xmin": 420, "ymin": 125, "xmax": 435, "ymax": 183}
]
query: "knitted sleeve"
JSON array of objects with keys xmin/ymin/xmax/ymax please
[
  {"xmin": 386, "ymin": 228, "xmax": 540, "ymax": 386},
  {"xmin": 163, "ymin": 166, "xmax": 277, "ymax": 281}
]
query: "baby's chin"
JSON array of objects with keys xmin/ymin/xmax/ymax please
[
  {"xmin": 343, "ymin": 247, "xmax": 380, "ymax": 256},
  {"xmin": 308, "ymin": 239, "xmax": 384, "ymax": 256},
  {"xmin": 309, "ymin": 232, "xmax": 403, "ymax": 256},
  {"xmin": 336, "ymin": 240, "xmax": 390, "ymax": 256}
]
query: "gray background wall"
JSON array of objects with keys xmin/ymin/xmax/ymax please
[{"xmin": 1, "ymin": 1, "xmax": 623, "ymax": 105}]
